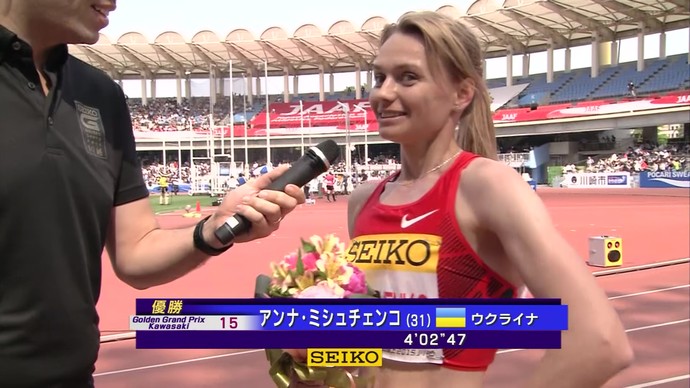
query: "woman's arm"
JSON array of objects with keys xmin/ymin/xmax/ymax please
[
  {"xmin": 347, "ymin": 181, "xmax": 380, "ymax": 239},
  {"xmin": 460, "ymin": 158, "xmax": 633, "ymax": 388}
]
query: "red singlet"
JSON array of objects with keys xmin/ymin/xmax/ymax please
[{"xmin": 348, "ymin": 151, "xmax": 517, "ymax": 371}]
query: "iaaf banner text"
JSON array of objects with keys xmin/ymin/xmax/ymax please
[
  {"xmin": 639, "ymin": 171, "xmax": 690, "ymax": 188},
  {"xmin": 562, "ymin": 172, "xmax": 632, "ymax": 188}
]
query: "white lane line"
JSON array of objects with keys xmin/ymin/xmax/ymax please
[
  {"xmin": 497, "ymin": 318, "xmax": 689, "ymax": 355},
  {"xmin": 625, "ymin": 319, "xmax": 690, "ymax": 333},
  {"xmin": 609, "ymin": 284, "xmax": 690, "ymax": 300},
  {"xmin": 591, "ymin": 258, "xmax": 690, "ymax": 277},
  {"xmin": 625, "ymin": 374, "xmax": 690, "ymax": 388},
  {"xmin": 94, "ymin": 349, "xmax": 264, "ymax": 377}
]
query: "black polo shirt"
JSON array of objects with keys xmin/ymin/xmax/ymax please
[{"xmin": 0, "ymin": 25, "xmax": 149, "ymax": 386}]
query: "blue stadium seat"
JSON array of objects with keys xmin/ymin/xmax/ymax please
[
  {"xmin": 635, "ymin": 56, "xmax": 690, "ymax": 94},
  {"xmin": 510, "ymin": 54, "xmax": 687, "ymax": 105}
]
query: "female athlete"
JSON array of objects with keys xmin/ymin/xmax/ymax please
[{"xmin": 344, "ymin": 11, "xmax": 633, "ymax": 388}]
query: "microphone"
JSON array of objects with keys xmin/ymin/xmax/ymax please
[{"xmin": 213, "ymin": 139, "xmax": 341, "ymax": 245}]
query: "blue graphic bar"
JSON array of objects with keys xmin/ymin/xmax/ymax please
[
  {"xmin": 135, "ymin": 330, "xmax": 561, "ymax": 349},
  {"xmin": 134, "ymin": 303, "xmax": 568, "ymax": 331}
]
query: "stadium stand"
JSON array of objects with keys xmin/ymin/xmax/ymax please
[
  {"xmin": 124, "ymin": 54, "xmax": 688, "ymax": 131},
  {"xmin": 563, "ymin": 143, "xmax": 689, "ymax": 174},
  {"xmin": 63, "ymin": 1, "xmax": 689, "ymax": 188},
  {"xmin": 513, "ymin": 54, "xmax": 689, "ymax": 107}
]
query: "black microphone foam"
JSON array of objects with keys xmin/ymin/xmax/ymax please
[{"xmin": 213, "ymin": 139, "xmax": 340, "ymax": 246}]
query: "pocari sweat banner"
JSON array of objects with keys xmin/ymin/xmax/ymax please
[{"xmin": 639, "ymin": 171, "xmax": 690, "ymax": 188}]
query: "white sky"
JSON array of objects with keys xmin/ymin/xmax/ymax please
[{"xmin": 101, "ymin": 0, "xmax": 690, "ymax": 98}]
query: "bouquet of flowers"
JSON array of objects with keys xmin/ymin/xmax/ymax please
[{"xmin": 255, "ymin": 234, "xmax": 378, "ymax": 388}]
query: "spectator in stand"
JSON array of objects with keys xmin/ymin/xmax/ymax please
[
  {"xmin": 581, "ymin": 144, "xmax": 688, "ymax": 174},
  {"xmin": 627, "ymin": 81, "xmax": 636, "ymax": 97},
  {"xmin": 127, "ymin": 96, "xmax": 242, "ymax": 132}
]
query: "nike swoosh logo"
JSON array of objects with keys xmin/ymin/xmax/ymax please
[{"xmin": 401, "ymin": 209, "xmax": 439, "ymax": 229}]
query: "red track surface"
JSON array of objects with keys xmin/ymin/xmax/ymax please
[{"xmin": 93, "ymin": 189, "xmax": 690, "ymax": 387}]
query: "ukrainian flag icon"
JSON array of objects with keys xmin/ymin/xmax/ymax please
[{"xmin": 435, "ymin": 308, "xmax": 466, "ymax": 328}]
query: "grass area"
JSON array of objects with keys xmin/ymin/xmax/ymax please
[{"xmin": 150, "ymin": 194, "xmax": 217, "ymax": 214}]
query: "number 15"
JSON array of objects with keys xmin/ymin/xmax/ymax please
[{"xmin": 221, "ymin": 317, "xmax": 238, "ymax": 329}]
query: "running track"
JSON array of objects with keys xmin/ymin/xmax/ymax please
[{"xmin": 93, "ymin": 189, "xmax": 690, "ymax": 387}]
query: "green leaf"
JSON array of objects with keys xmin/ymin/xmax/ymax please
[
  {"xmin": 296, "ymin": 248, "xmax": 305, "ymax": 276},
  {"xmin": 313, "ymin": 270, "xmax": 328, "ymax": 282},
  {"xmin": 301, "ymin": 238, "xmax": 316, "ymax": 253}
]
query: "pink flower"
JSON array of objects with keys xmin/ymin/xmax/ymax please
[
  {"xmin": 284, "ymin": 252, "xmax": 319, "ymax": 272},
  {"xmin": 283, "ymin": 253, "xmax": 298, "ymax": 269},
  {"xmin": 342, "ymin": 265, "xmax": 368, "ymax": 295},
  {"xmin": 296, "ymin": 281, "xmax": 344, "ymax": 298},
  {"xmin": 300, "ymin": 252, "xmax": 320, "ymax": 271}
]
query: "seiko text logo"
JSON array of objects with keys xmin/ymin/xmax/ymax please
[
  {"xmin": 307, "ymin": 348, "xmax": 382, "ymax": 367},
  {"xmin": 75, "ymin": 101, "xmax": 107, "ymax": 159},
  {"xmin": 347, "ymin": 233, "xmax": 441, "ymax": 272}
]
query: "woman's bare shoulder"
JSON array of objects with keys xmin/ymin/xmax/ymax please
[{"xmin": 347, "ymin": 180, "xmax": 381, "ymax": 238}]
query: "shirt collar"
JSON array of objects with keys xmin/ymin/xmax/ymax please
[
  {"xmin": 0, "ymin": 24, "xmax": 69, "ymax": 69},
  {"xmin": 0, "ymin": 24, "xmax": 18, "ymax": 63}
]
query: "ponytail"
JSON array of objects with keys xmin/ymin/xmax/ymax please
[{"xmin": 456, "ymin": 82, "xmax": 497, "ymax": 160}]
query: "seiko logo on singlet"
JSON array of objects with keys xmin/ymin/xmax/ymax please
[
  {"xmin": 75, "ymin": 101, "xmax": 107, "ymax": 159},
  {"xmin": 347, "ymin": 233, "xmax": 441, "ymax": 272}
]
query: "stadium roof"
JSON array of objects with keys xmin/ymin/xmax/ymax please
[{"xmin": 68, "ymin": 0, "xmax": 689, "ymax": 80}]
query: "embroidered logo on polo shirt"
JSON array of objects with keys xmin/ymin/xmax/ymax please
[{"xmin": 75, "ymin": 101, "xmax": 107, "ymax": 159}]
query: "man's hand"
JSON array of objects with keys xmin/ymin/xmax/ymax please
[{"xmin": 203, "ymin": 165, "xmax": 306, "ymax": 246}]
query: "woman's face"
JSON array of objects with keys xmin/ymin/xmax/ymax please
[{"xmin": 369, "ymin": 32, "xmax": 458, "ymax": 145}]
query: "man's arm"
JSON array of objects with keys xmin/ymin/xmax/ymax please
[
  {"xmin": 460, "ymin": 159, "xmax": 633, "ymax": 387},
  {"xmin": 105, "ymin": 165, "xmax": 304, "ymax": 290}
]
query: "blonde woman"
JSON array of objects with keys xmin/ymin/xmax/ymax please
[{"xmin": 346, "ymin": 11, "xmax": 633, "ymax": 388}]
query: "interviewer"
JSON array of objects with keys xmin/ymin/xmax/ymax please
[{"xmin": 0, "ymin": 1, "xmax": 305, "ymax": 386}]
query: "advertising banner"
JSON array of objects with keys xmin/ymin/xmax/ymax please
[
  {"xmin": 562, "ymin": 172, "xmax": 632, "ymax": 188},
  {"xmin": 639, "ymin": 171, "xmax": 690, "ymax": 188}
]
